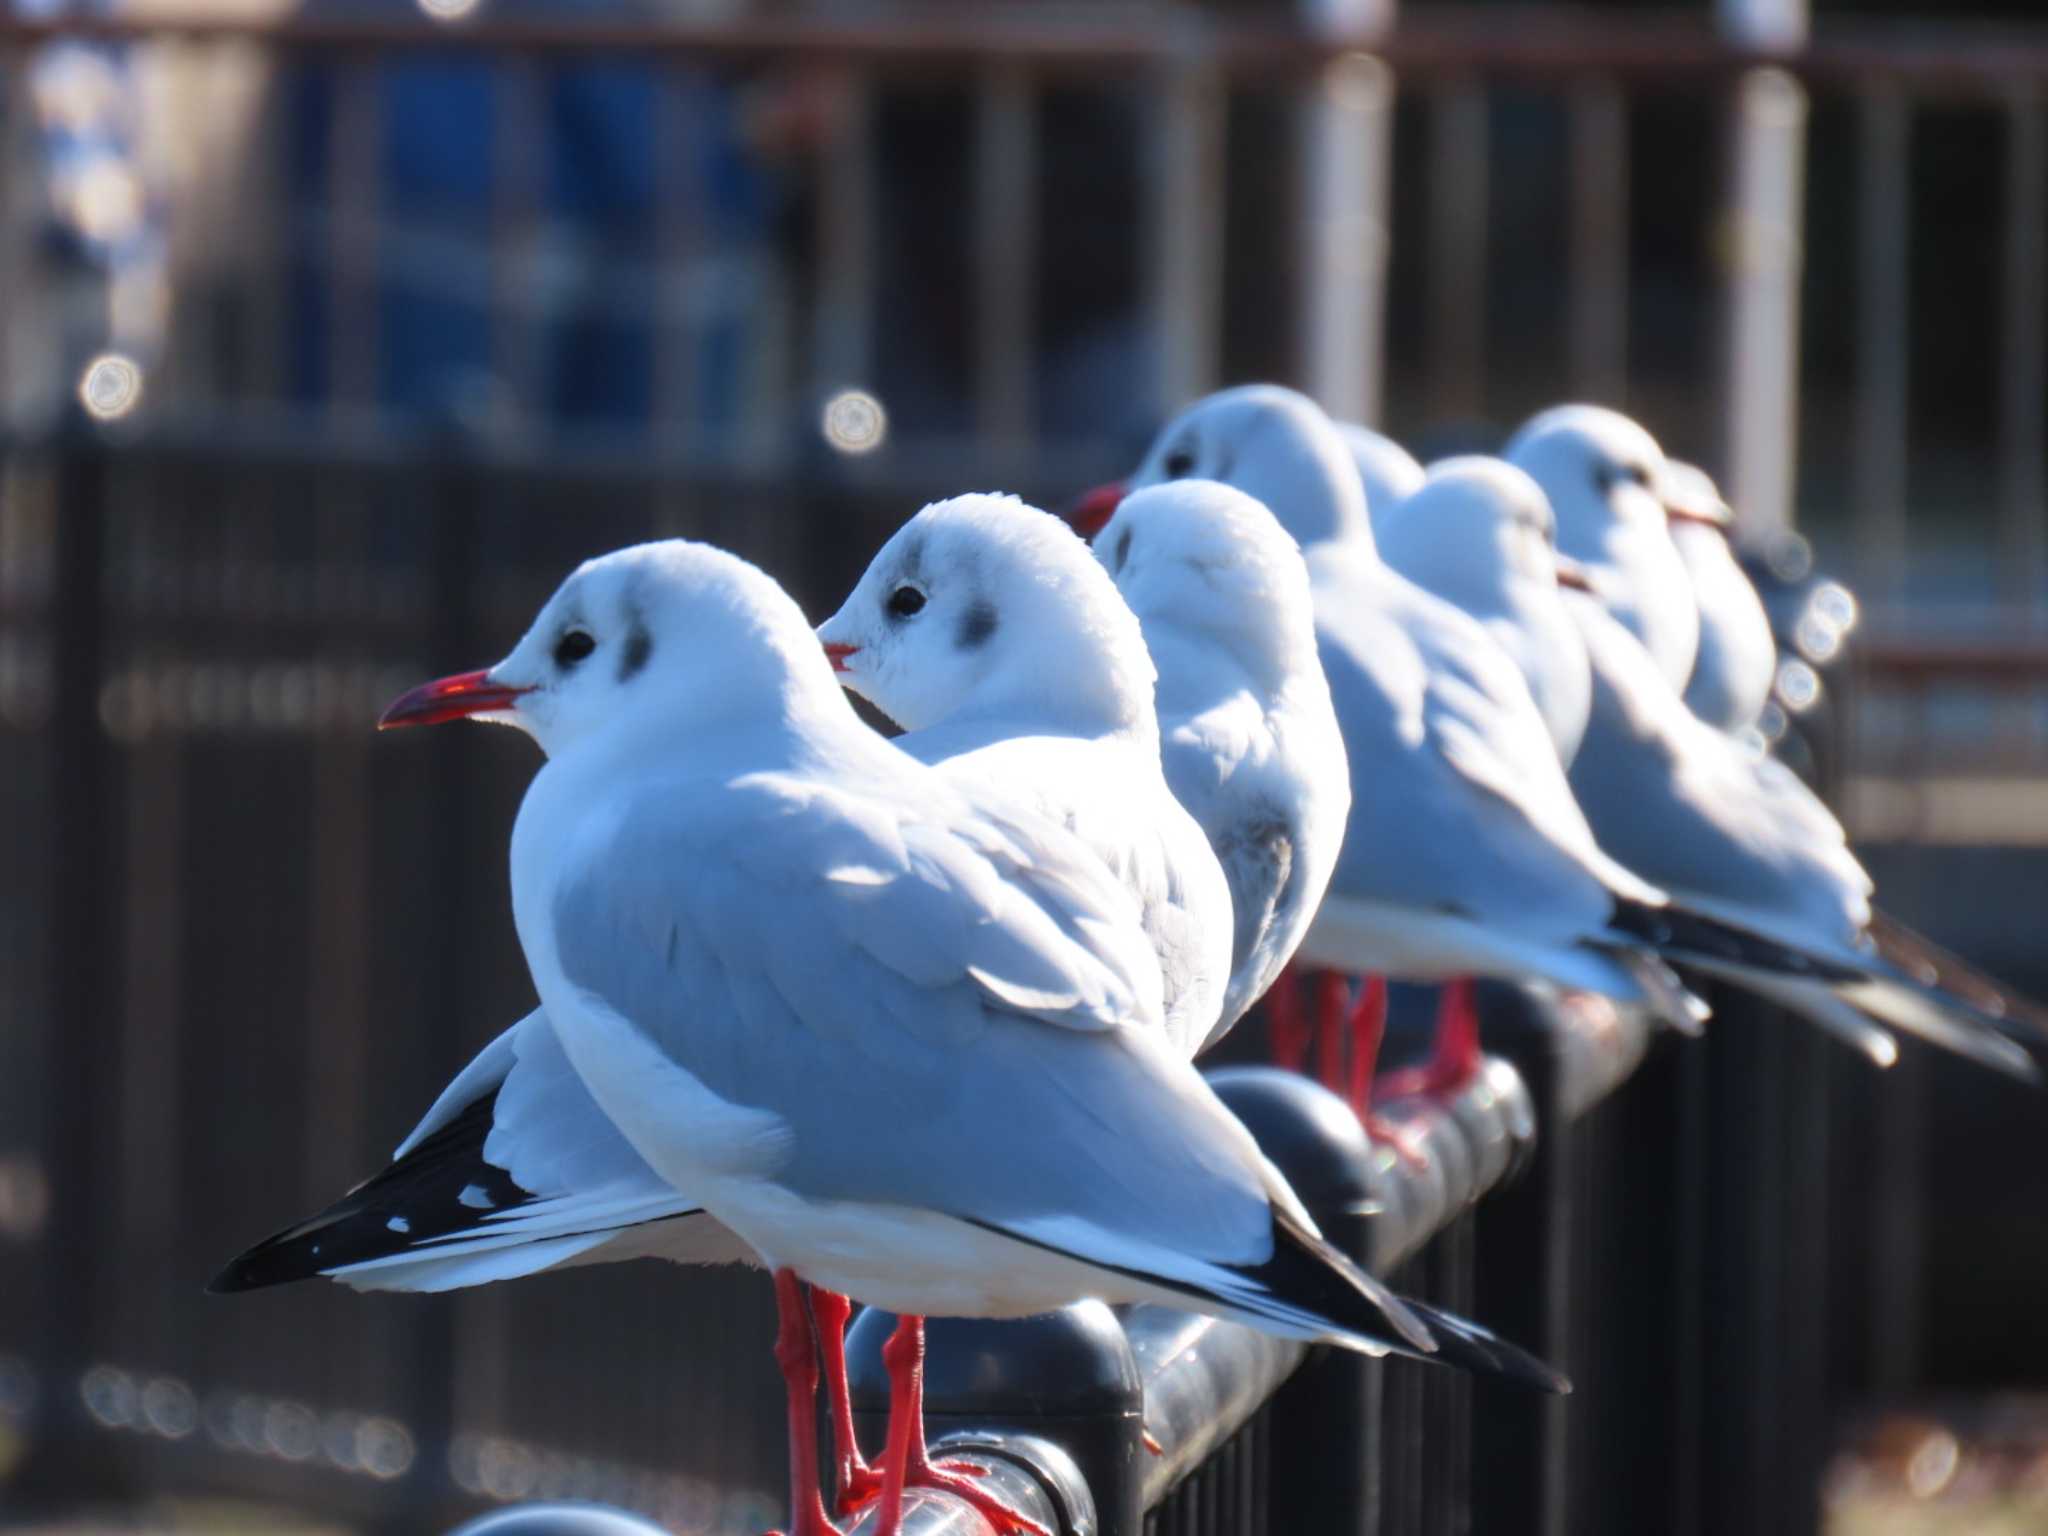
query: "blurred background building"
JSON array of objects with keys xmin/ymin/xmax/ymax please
[{"xmin": 1, "ymin": 0, "xmax": 2046, "ymax": 1531}]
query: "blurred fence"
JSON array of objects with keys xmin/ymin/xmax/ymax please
[{"xmin": 0, "ymin": 7, "xmax": 2044, "ymax": 615}]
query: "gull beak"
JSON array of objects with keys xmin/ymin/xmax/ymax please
[
  {"xmin": 1554, "ymin": 556, "xmax": 1599, "ymax": 595},
  {"xmin": 1066, "ymin": 480, "xmax": 1127, "ymax": 539},
  {"xmin": 1658, "ymin": 463, "xmax": 1734, "ymax": 530},
  {"xmin": 822, "ymin": 641, "xmax": 859, "ymax": 674},
  {"xmin": 378, "ymin": 668, "xmax": 532, "ymax": 729}
]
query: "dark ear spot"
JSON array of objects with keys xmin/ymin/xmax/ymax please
[
  {"xmin": 1113, "ymin": 527, "xmax": 1134, "ymax": 572},
  {"xmin": 956, "ymin": 599, "xmax": 998, "ymax": 651},
  {"xmin": 618, "ymin": 621, "xmax": 653, "ymax": 682}
]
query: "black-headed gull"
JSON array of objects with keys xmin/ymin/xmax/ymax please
[
  {"xmin": 217, "ymin": 538, "xmax": 1566, "ymax": 1536},
  {"xmin": 1505, "ymin": 404, "xmax": 1703, "ymax": 694},
  {"xmin": 1083, "ymin": 480, "xmax": 1352, "ymax": 1048},
  {"xmin": 1375, "ymin": 457, "xmax": 1593, "ymax": 768},
  {"xmin": 1659, "ymin": 459, "xmax": 1778, "ymax": 737},
  {"xmin": 1090, "ymin": 386, "xmax": 1826, "ymax": 1136},
  {"xmin": 1558, "ymin": 576, "xmax": 2047, "ymax": 1079},
  {"xmin": 816, "ymin": 493, "xmax": 1236, "ymax": 1058},
  {"xmin": 1374, "ymin": 456, "xmax": 1893, "ymax": 1067}
]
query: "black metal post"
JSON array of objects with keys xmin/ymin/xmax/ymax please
[{"xmin": 17, "ymin": 430, "xmax": 122, "ymax": 1502}]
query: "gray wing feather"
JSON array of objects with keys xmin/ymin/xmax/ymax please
[
  {"xmin": 1564, "ymin": 596, "xmax": 1870, "ymax": 950},
  {"xmin": 1308, "ymin": 550, "xmax": 1656, "ymax": 937},
  {"xmin": 547, "ymin": 772, "xmax": 1280, "ymax": 1267}
]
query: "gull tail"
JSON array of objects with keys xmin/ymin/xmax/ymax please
[
  {"xmin": 1607, "ymin": 897, "xmax": 2040, "ymax": 1082},
  {"xmin": 1216, "ymin": 1212, "xmax": 1569, "ymax": 1393},
  {"xmin": 1865, "ymin": 910, "xmax": 2048, "ymax": 1044},
  {"xmin": 984, "ymin": 1210, "xmax": 1568, "ymax": 1393}
]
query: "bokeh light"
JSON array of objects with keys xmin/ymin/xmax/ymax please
[
  {"xmin": 822, "ymin": 389, "xmax": 888, "ymax": 455},
  {"xmin": 77, "ymin": 353, "xmax": 142, "ymax": 421}
]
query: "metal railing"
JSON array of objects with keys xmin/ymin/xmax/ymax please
[{"xmin": 0, "ymin": 7, "xmax": 2040, "ymax": 632}]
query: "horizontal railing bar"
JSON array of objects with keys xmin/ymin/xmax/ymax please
[
  {"xmin": 1, "ymin": 11, "xmax": 2047, "ymax": 97},
  {"xmin": 0, "ymin": 414, "xmax": 1127, "ymax": 497},
  {"xmin": 1853, "ymin": 636, "xmax": 2048, "ymax": 680}
]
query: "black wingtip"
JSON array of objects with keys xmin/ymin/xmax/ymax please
[
  {"xmin": 208, "ymin": 1087, "xmax": 538, "ymax": 1298},
  {"xmin": 1401, "ymin": 1297, "xmax": 1573, "ymax": 1395},
  {"xmin": 1609, "ymin": 896, "xmax": 1862, "ymax": 985}
]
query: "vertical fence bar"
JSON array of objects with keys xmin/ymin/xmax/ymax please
[
  {"xmin": 973, "ymin": 65, "xmax": 1037, "ymax": 456},
  {"xmin": 22, "ymin": 433, "xmax": 113, "ymax": 1499},
  {"xmin": 813, "ymin": 75, "xmax": 877, "ymax": 401},
  {"xmin": 492, "ymin": 60, "xmax": 547, "ymax": 426},
  {"xmin": 328, "ymin": 62, "xmax": 381, "ymax": 415},
  {"xmin": 1298, "ymin": 40, "xmax": 1395, "ymax": 427},
  {"xmin": 243, "ymin": 47, "xmax": 288, "ymax": 404},
  {"xmin": 1998, "ymin": 87, "xmax": 2047, "ymax": 625},
  {"xmin": 1423, "ymin": 80, "xmax": 1488, "ymax": 424},
  {"xmin": 1852, "ymin": 84, "xmax": 1911, "ymax": 615},
  {"xmin": 1471, "ymin": 993, "xmax": 1572, "ymax": 1536},
  {"xmin": 1566, "ymin": 77, "xmax": 1629, "ymax": 404},
  {"xmin": 1150, "ymin": 47, "xmax": 1225, "ymax": 419},
  {"xmin": 653, "ymin": 68, "xmax": 703, "ymax": 456},
  {"xmin": 1717, "ymin": 0, "xmax": 1809, "ymax": 539}
]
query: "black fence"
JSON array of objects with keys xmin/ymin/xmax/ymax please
[{"xmin": 3, "ymin": 422, "xmax": 2045, "ymax": 1535}]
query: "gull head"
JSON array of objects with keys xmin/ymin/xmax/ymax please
[
  {"xmin": 1107, "ymin": 384, "xmax": 1371, "ymax": 552},
  {"xmin": 1337, "ymin": 422, "xmax": 1426, "ymax": 532},
  {"xmin": 817, "ymin": 492, "xmax": 1155, "ymax": 739},
  {"xmin": 1377, "ymin": 457, "xmax": 1585, "ymax": 616},
  {"xmin": 1090, "ymin": 479, "xmax": 1319, "ymax": 690},
  {"xmin": 1660, "ymin": 460, "xmax": 1736, "ymax": 537},
  {"xmin": 1504, "ymin": 403, "xmax": 1689, "ymax": 563},
  {"xmin": 379, "ymin": 539, "xmax": 833, "ymax": 756}
]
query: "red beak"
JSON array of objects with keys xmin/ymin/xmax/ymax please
[
  {"xmin": 1066, "ymin": 480, "xmax": 1127, "ymax": 539},
  {"xmin": 823, "ymin": 642, "xmax": 859, "ymax": 674},
  {"xmin": 378, "ymin": 668, "xmax": 532, "ymax": 729},
  {"xmin": 1665, "ymin": 503, "xmax": 1734, "ymax": 531},
  {"xmin": 1554, "ymin": 557, "xmax": 1598, "ymax": 595}
]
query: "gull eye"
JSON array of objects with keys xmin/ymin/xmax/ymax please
[
  {"xmin": 1163, "ymin": 447, "xmax": 1196, "ymax": 479},
  {"xmin": 887, "ymin": 586, "xmax": 926, "ymax": 619},
  {"xmin": 554, "ymin": 630, "xmax": 597, "ymax": 667},
  {"xmin": 1596, "ymin": 460, "xmax": 1653, "ymax": 494}
]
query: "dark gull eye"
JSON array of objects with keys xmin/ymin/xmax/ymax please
[
  {"xmin": 887, "ymin": 586, "xmax": 926, "ymax": 619},
  {"xmin": 554, "ymin": 630, "xmax": 596, "ymax": 668},
  {"xmin": 1163, "ymin": 447, "xmax": 1196, "ymax": 479}
]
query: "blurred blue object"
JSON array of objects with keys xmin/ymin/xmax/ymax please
[
  {"xmin": 444, "ymin": 1503, "xmax": 674, "ymax": 1536},
  {"xmin": 13, "ymin": 0, "xmax": 170, "ymax": 368}
]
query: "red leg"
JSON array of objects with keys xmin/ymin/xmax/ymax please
[
  {"xmin": 766, "ymin": 1269, "xmax": 845, "ymax": 1536},
  {"xmin": 1344, "ymin": 975, "xmax": 1431, "ymax": 1169},
  {"xmin": 1378, "ymin": 977, "xmax": 1484, "ymax": 1100},
  {"xmin": 1267, "ymin": 963, "xmax": 1310, "ymax": 1072},
  {"xmin": 1313, "ymin": 971, "xmax": 1350, "ymax": 1094},
  {"xmin": 843, "ymin": 1316, "xmax": 1050, "ymax": 1536},
  {"xmin": 812, "ymin": 1288, "xmax": 875, "ymax": 1511},
  {"xmin": 1345, "ymin": 974, "xmax": 1387, "ymax": 1116}
]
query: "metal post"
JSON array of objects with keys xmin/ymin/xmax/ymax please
[
  {"xmin": 1469, "ymin": 989, "xmax": 1571, "ymax": 1536},
  {"xmin": 1717, "ymin": 0, "xmax": 1809, "ymax": 539},
  {"xmin": 814, "ymin": 77, "xmax": 877, "ymax": 404},
  {"xmin": 18, "ymin": 429, "xmax": 118, "ymax": 1500},
  {"xmin": 1852, "ymin": 86, "xmax": 1910, "ymax": 615},
  {"xmin": 1566, "ymin": 78, "xmax": 1629, "ymax": 404},
  {"xmin": 1298, "ymin": 0, "xmax": 1396, "ymax": 428},
  {"xmin": 1997, "ymin": 89, "xmax": 2047, "ymax": 626},
  {"xmin": 1149, "ymin": 44, "xmax": 1225, "ymax": 418},
  {"xmin": 974, "ymin": 66, "xmax": 1037, "ymax": 457},
  {"xmin": 328, "ymin": 62, "xmax": 382, "ymax": 415},
  {"xmin": 1423, "ymin": 81, "xmax": 1488, "ymax": 426}
]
